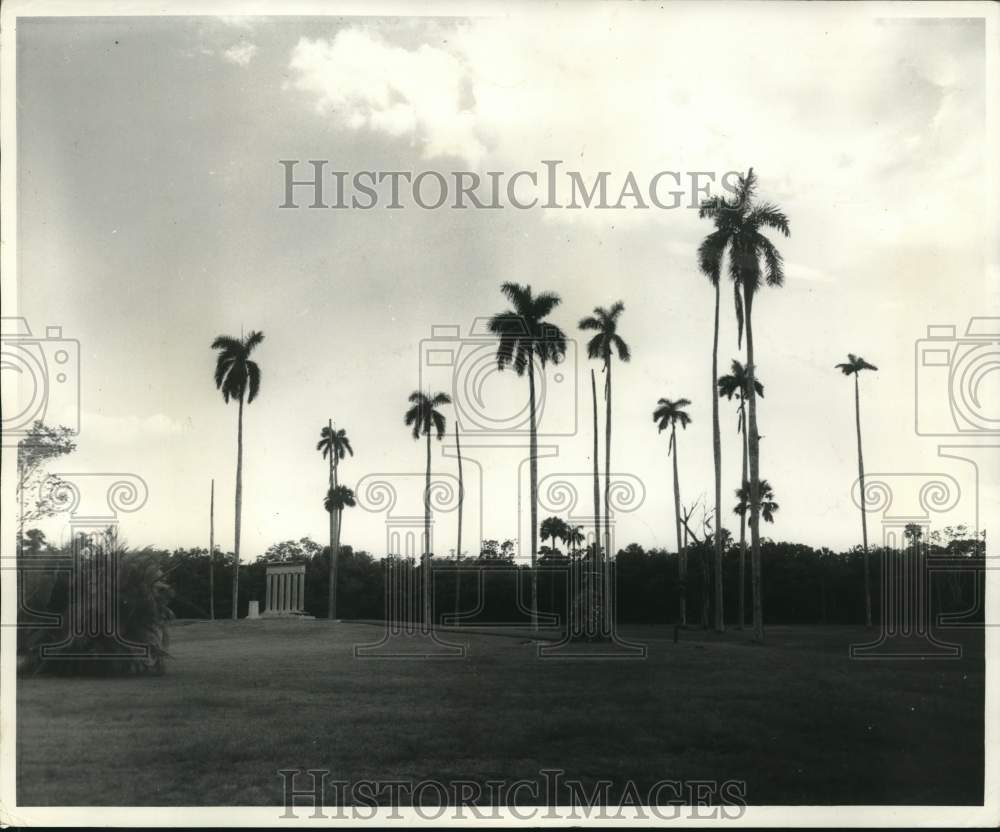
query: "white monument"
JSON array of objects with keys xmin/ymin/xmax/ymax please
[{"xmin": 263, "ymin": 563, "xmax": 308, "ymax": 616}]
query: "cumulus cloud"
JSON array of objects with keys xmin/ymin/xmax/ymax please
[
  {"xmin": 287, "ymin": 29, "xmax": 485, "ymax": 163},
  {"xmin": 223, "ymin": 41, "xmax": 258, "ymax": 67}
]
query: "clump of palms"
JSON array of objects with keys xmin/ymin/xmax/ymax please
[
  {"xmin": 489, "ymin": 282, "xmax": 568, "ymax": 629},
  {"xmin": 735, "ymin": 479, "xmax": 779, "ymax": 523},
  {"xmin": 211, "ymin": 330, "xmax": 264, "ymax": 620},
  {"xmin": 404, "ymin": 391, "xmax": 451, "ymax": 628},
  {"xmin": 698, "ymin": 168, "xmax": 789, "ymax": 643},
  {"xmin": 317, "ymin": 423, "xmax": 354, "ymax": 620},
  {"xmin": 653, "ymin": 397, "xmax": 691, "ymax": 625},
  {"xmin": 718, "ymin": 359, "xmax": 764, "ymax": 630},
  {"xmin": 836, "ymin": 353, "xmax": 878, "ymax": 628}
]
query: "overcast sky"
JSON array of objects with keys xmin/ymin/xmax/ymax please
[{"xmin": 13, "ymin": 5, "xmax": 996, "ymax": 559}]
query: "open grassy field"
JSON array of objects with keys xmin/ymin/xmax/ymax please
[{"xmin": 17, "ymin": 621, "xmax": 983, "ymax": 806}]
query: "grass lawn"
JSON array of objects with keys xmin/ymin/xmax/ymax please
[{"xmin": 17, "ymin": 621, "xmax": 983, "ymax": 806}]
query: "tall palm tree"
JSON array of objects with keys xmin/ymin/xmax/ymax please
[
  {"xmin": 735, "ymin": 479, "xmax": 779, "ymax": 523},
  {"xmin": 324, "ymin": 484, "xmax": 356, "ymax": 599},
  {"xmin": 698, "ymin": 168, "xmax": 789, "ymax": 643},
  {"xmin": 317, "ymin": 422, "xmax": 354, "ymax": 620},
  {"xmin": 590, "ymin": 368, "xmax": 601, "ymax": 565},
  {"xmin": 836, "ymin": 353, "xmax": 878, "ymax": 628},
  {"xmin": 211, "ymin": 330, "xmax": 264, "ymax": 620},
  {"xmin": 405, "ymin": 390, "xmax": 451, "ymax": 629},
  {"xmin": 718, "ymin": 359, "xmax": 765, "ymax": 630},
  {"xmin": 697, "ymin": 227, "xmax": 727, "ymax": 634},
  {"xmin": 579, "ymin": 302, "xmax": 631, "ymax": 565},
  {"xmin": 489, "ymin": 282, "xmax": 568, "ymax": 629},
  {"xmin": 653, "ymin": 398, "xmax": 692, "ymax": 625}
]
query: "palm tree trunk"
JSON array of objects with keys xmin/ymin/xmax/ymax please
[
  {"xmin": 528, "ymin": 358, "xmax": 539, "ymax": 631},
  {"xmin": 209, "ymin": 478, "xmax": 215, "ymax": 621},
  {"xmin": 855, "ymin": 374, "xmax": 872, "ymax": 628},
  {"xmin": 455, "ymin": 424, "xmax": 463, "ymax": 620},
  {"xmin": 327, "ymin": 419, "xmax": 336, "ymax": 620},
  {"xmin": 672, "ymin": 424, "xmax": 686, "ymax": 626},
  {"xmin": 604, "ymin": 359, "xmax": 612, "ymax": 632},
  {"xmin": 424, "ymin": 426, "xmax": 432, "ymax": 630},
  {"xmin": 232, "ymin": 394, "xmax": 244, "ymax": 621},
  {"xmin": 711, "ymin": 280, "xmax": 724, "ymax": 632},
  {"xmin": 591, "ymin": 369, "xmax": 601, "ymax": 602},
  {"xmin": 738, "ymin": 406, "xmax": 748, "ymax": 630},
  {"xmin": 744, "ymin": 285, "xmax": 764, "ymax": 644},
  {"xmin": 331, "ymin": 452, "xmax": 341, "ymax": 622}
]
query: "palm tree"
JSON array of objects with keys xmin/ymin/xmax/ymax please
[
  {"xmin": 698, "ymin": 168, "xmax": 789, "ymax": 643},
  {"xmin": 488, "ymin": 282, "xmax": 568, "ymax": 629},
  {"xmin": 653, "ymin": 398, "xmax": 692, "ymax": 625},
  {"xmin": 734, "ymin": 479, "xmax": 779, "ymax": 523},
  {"xmin": 324, "ymin": 484, "xmax": 356, "ymax": 601},
  {"xmin": 454, "ymin": 423, "xmax": 464, "ymax": 620},
  {"xmin": 317, "ymin": 422, "xmax": 354, "ymax": 620},
  {"xmin": 590, "ymin": 368, "xmax": 601, "ymax": 565},
  {"xmin": 541, "ymin": 516, "xmax": 568, "ymax": 554},
  {"xmin": 697, "ymin": 227, "xmax": 727, "ymax": 634},
  {"xmin": 579, "ymin": 302, "xmax": 631, "ymax": 567},
  {"xmin": 567, "ymin": 524, "xmax": 585, "ymax": 557},
  {"xmin": 836, "ymin": 353, "xmax": 878, "ymax": 628},
  {"xmin": 211, "ymin": 330, "xmax": 264, "ymax": 620},
  {"xmin": 404, "ymin": 390, "xmax": 451, "ymax": 629},
  {"xmin": 718, "ymin": 359, "xmax": 765, "ymax": 630}
]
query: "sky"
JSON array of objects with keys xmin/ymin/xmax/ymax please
[{"xmin": 9, "ymin": 5, "xmax": 998, "ymax": 560}]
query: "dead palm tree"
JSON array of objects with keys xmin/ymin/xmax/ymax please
[
  {"xmin": 317, "ymin": 422, "xmax": 354, "ymax": 620},
  {"xmin": 698, "ymin": 168, "xmax": 789, "ymax": 643},
  {"xmin": 836, "ymin": 353, "xmax": 878, "ymax": 628},
  {"xmin": 488, "ymin": 282, "xmax": 568, "ymax": 629},
  {"xmin": 579, "ymin": 302, "xmax": 631, "ymax": 564},
  {"xmin": 404, "ymin": 390, "xmax": 451, "ymax": 629},
  {"xmin": 718, "ymin": 359, "xmax": 764, "ymax": 630},
  {"xmin": 211, "ymin": 330, "xmax": 264, "ymax": 620},
  {"xmin": 653, "ymin": 397, "xmax": 692, "ymax": 625}
]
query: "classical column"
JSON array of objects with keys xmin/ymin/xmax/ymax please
[
  {"xmin": 265, "ymin": 572, "xmax": 272, "ymax": 612},
  {"xmin": 297, "ymin": 571, "xmax": 305, "ymax": 612}
]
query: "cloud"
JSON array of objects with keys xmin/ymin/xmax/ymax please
[
  {"xmin": 287, "ymin": 29, "xmax": 485, "ymax": 163},
  {"xmin": 223, "ymin": 41, "xmax": 258, "ymax": 67},
  {"xmin": 81, "ymin": 412, "xmax": 189, "ymax": 446}
]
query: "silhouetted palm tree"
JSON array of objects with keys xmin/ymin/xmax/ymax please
[
  {"xmin": 698, "ymin": 168, "xmax": 789, "ymax": 643},
  {"xmin": 211, "ymin": 330, "xmax": 264, "ymax": 620},
  {"xmin": 541, "ymin": 516, "xmax": 568, "ymax": 554},
  {"xmin": 489, "ymin": 282, "xmax": 568, "ymax": 629},
  {"xmin": 567, "ymin": 524, "xmax": 585, "ymax": 557},
  {"xmin": 735, "ymin": 479, "xmax": 779, "ymax": 523},
  {"xmin": 837, "ymin": 353, "xmax": 878, "ymax": 628},
  {"xmin": 718, "ymin": 359, "xmax": 764, "ymax": 630},
  {"xmin": 653, "ymin": 397, "xmax": 692, "ymax": 625},
  {"xmin": 405, "ymin": 390, "xmax": 451, "ymax": 628},
  {"xmin": 317, "ymin": 422, "xmax": 354, "ymax": 620},
  {"xmin": 579, "ymin": 302, "xmax": 631, "ymax": 564}
]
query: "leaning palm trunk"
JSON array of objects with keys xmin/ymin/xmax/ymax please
[
  {"xmin": 743, "ymin": 286, "xmax": 764, "ymax": 643},
  {"xmin": 424, "ymin": 425, "xmax": 432, "ymax": 629},
  {"xmin": 711, "ymin": 280, "xmax": 724, "ymax": 631},
  {"xmin": 738, "ymin": 405, "xmax": 748, "ymax": 630},
  {"xmin": 671, "ymin": 424, "xmax": 686, "ymax": 626},
  {"xmin": 528, "ymin": 358, "xmax": 539, "ymax": 631},
  {"xmin": 855, "ymin": 375, "xmax": 872, "ymax": 627},
  {"xmin": 232, "ymin": 394, "xmax": 244, "ymax": 620}
]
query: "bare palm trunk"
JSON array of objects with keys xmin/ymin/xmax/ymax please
[
  {"xmin": 209, "ymin": 479, "xmax": 215, "ymax": 621},
  {"xmin": 424, "ymin": 426, "xmax": 432, "ymax": 630},
  {"xmin": 327, "ymin": 419, "xmax": 337, "ymax": 620},
  {"xmin": 738, "ymin": 406, "xmax": 748, "ymax": 630},
  {"xmin": 604, "ymin": 360, "xmax": 612, "ymax": 632},
  {"xmin": 711, "ymin": 280, "xmax": 724, "ymax": 632},
  {"xmin": 455, "ymin": 424, "xmax": 463, "ymax": 620},
  {"xmin": 855, "ymin": 375, "xmax": 872, "ymax": 628},
  {"xmin": 528, "ymin": 358, "xmax": 539, "ymax": 631},
  {"xmin": 744, "ymin": 286, "xmax": 764, "ymax": 643},
  {"xmin": 672, "ymin": 424, "xmax": 686, "ymax": 626},
  {"xmin": 232, "ymin": 394, "xmax": 244, "ymax": 620},
  {"xmin": 591, "ymin": 369, "xmax": 601, "ymax": 609}
]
